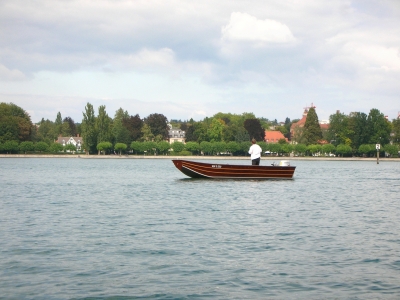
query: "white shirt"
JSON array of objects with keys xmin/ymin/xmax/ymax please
[{"xmin": 248, "ymin": 144, "xmax": 262, "ymax": 160}]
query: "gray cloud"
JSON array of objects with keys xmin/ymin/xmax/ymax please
[{"xmin": 1, "ymin": 0, "xmax": 399, "ymax": 122}]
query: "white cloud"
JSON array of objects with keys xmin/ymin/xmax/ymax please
[
  {"xmin": 119, "ymin": 48, "xmax": 175, "ymax": 69},
  {"xmin": 326, "ymin": 31, "xmax": 400, "ymax": 71},
  {"xmin": 0, "ymin": 64, "xmax": 26, "ymax": 81},
  {"xmin": 221, "ymin": 12, "xmax": 295, "ymax": 44},
  {"xmin": 324, "ymin": 29, "xmax": 400, "ymax": 97},
  {"xmin": 343, "ymin": 43, "xmax": 400, "ymax": 71}
]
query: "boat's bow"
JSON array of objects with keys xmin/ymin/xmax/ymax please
[
  {"xmin": 172, "ymin": 159, "xmax": 209, "ymax": 178},
  {"xmin": 172, "ymin": 159, "xmax": 182, "ymax": 170}
]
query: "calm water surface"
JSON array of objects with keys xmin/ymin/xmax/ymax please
[{"xmin": 1, "ymin": 158, "xmax": 400, "ymax": 299}]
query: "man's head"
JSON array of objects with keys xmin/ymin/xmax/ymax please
[{"xmin": 251, "ymin": 138, "xmax": 256, "ymax": 144}]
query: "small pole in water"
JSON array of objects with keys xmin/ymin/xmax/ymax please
[{"xmin": 376, "ymin": 144, "xmax": 380, "ymax": 164}]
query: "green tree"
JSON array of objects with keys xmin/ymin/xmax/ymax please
[
  {"xmin": 172, "ymin": 141, "xmax": 185, "ymax": 153},
  {"xmin": 61, "ymin": 117, "xmax": 77, "ymax": 137},
  {"xmin": 278, "ymin": 138, "xmax": 287, "ymax": 144},
  {"xmin": 307, "ymin": 144, "xmax": 321, "ymax": 156},
  {"xmin": 383, "ymin": 144, "xmax": 398, "ymax": 157},
  {"xmin": 303, "ymin": 107, "xmax": 322, "ymax": 145},
  {"xmin": 392, "ymin": 118, "xmax": 400, "ymax": 144},
  {"xmin": 233, "ymin": 127, "xmax": 250, "ymax": 142},
  {"xmin": 144, "ymin": 113, "xmax": 169, "ymax": 140},
  {"xmin": 212, "ymin": 141, "xmax": 226, "ymax": 154},
  {"xmin": 37, "ymin": 118, "xmax": 57, "ymax": 143},
  {"xmin": 200, "ymin": 141, "xmax": 213, "ymax": 155},
  {"xmin": 336, "ymin": 144, "xmax": 352, "ymax": 157},
  {"xmin": 81, "ymin": 103, "xmax": 97, "ymax": 154},
  {"xmin": 226, "ymin": 141, "xmax": 240, "ymax": 155},
  {"xmin": 97, "ymin": 142, "xmax": 112, "ymax": 155},
  {"xmin": 267, "ymin": 143, "xmax": 282, "ymax": 155},
  {"xmin": 123, "ymin": 114, "xmax": 143, "ymax": 142},
  {"xmin": 154, "ymin": 134, "xmax": 164, "ymax": 142},
  {"xmin": 0, "ymin": 102, "xmax": 33, "ymax": 143},
  {"xmin": 156, "ymin": 141, "xmax": 171, "ymax": 155},
  {"xmin": 19, "ymin": 141, "xmax": 34, "ymax": 154},
  {"xmin": 35, "ymin": 141, "xmax": 49, "ymax": 152},
  {"xmin": 221, "ymin": 120, "xmax": 235, "ymax": 141},
  {"xmin": 276, "ymin": 125, "xmax": 288, "ymax": 136},
  {"xmin": 76, "ymin": 123, "xmax": 82, "ymax": 137},
  {"xmin": 241, "ymin": 112, "xmax": 257, "ymax": 120},
  {"xmin": 142, "ymin": 141, "xmax": 157, "ymax": 155},
  {"xmin": 366, "ymin": 108, "xmax": 392, "ymax": 145},
  {"xmin": 3, "ymin": 140, "xmax": 19, "ymax": 153},
  {"xmin": 185, "ymin": 141, "xmax": 200, "ymax": 155},
  {"xmin": 327, "ymin": 111, "xmax": 346, "ymax": 145},
  {"xmin": 193, "ymin": 122, "xmax": 209, "ymax": 142},
  {"xmin": 292, "ymin": 126, "xmax": 305, "ymax": 144},
  {"xmin": 348, "ymin": 112, "xmax": 368, "ymax": 150},
  {"xmin": 141, "ymin": 124, "xmax": 155, "ymax": 141},
  {"xmin": 113, "ymin": 108, "xmax": 130, "ymax": 145},
  {"xmin": 322, "ymin": 144, "xmax": 336, "ymax": 156},
  {"xmin": 64, "ymin": 143, "xmax": 77, "ymax": 153},
  {"xmin": 212, "ymin": 114, "xmax": 234, "ymax": 141},
  {"xmin": 130, "ymin": 141, "xmax": 142, "ymax": 154},
  {"xmin": 114, "ymin": 143, "xmax": 127, "ymax": 155},
  {"xmin": 281, "ymin": 143, "xmax": 293, "ymax": 156},
  {"xmin": 207, "ymin": 118, "xmax": 225, "ymax": 142},
  {"xmin": 184, "ymin": 123, "xmax": 197, "ymax": 142},
  {"xmin": 258, "ymin": 141, "xmax": 268, "ymax": 152},
  {"xmin": 49, "ymin": 143, "xmax": 63, "ymax": 153},
  {"xmin": 244, "ymin": 119, "xmax": 264, "ymax": 141},
  {"xmin": 294, "ymin": 143, "xmax": 307, "ymax": 156},
  {"xmin": 284, "ymin": 117, "xmax": 292, "ymax": 140},
  {"xmin": 42, "ymin": 122, "xmax": 56, "ymax": 142},
  {"xmin": 239, "ymin": 141, "xmax": 252, "ymax": 155},
  {"xmin": 96, "ymin": 105, "xmax": 112, "ymax": 150},
  {"xmin": 55, "ymin": 111, "xmax": 62, "ymax": 136},
  {"xmin": 358, "ymin": 144, "xmax": 374, "ymax": 157}
]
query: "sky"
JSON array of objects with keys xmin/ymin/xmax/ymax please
[{"xmin": 1, "ymin": 0, "xmax": 400, "ymax": 123}]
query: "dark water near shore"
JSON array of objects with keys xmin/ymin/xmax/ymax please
[{"xmin": 1, "ymin": 158, "xmax": 400, "ymax": 299}]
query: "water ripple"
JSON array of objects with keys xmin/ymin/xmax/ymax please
[{"xmin": 1, "ymin": 158, "xmax": 400, "ymax": 299}]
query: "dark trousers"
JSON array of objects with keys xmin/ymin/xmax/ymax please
[{"xmin": 252, "ymin": 157, "xmax": 260, "ymax": 165}]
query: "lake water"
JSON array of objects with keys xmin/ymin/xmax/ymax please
[{"xmin": 1, "ymin": 158, "xmax": 400, "ymax": 299}]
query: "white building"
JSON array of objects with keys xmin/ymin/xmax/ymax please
[
  {"xmin": 57, "ymin": 136, "xmax": 83, "ymax": 151},
  {"xmin": 168, "ymin": 124, "xmax": 185, "ymax": 144}
]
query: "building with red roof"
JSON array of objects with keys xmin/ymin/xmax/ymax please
[
  {"xmin": 290, "ymin": 104, "xmax": 330, "ymax": 143},
  {"xmin": 265, "ymin": 130, "xmax": 287, "ymax": 143}
]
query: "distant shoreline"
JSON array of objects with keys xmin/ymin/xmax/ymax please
[{"xmin": 0, "ymin": 154, "xmax": 399, "ymax": 162}]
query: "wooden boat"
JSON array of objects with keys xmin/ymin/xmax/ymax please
[{"xmin": 172, "ymin": 159, "xmax": 296, "ymax": 179}]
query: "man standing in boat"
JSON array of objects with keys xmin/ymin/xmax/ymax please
[{"xmin": 248, "ymin": 138, "xmax": 262, "ymax": 165}]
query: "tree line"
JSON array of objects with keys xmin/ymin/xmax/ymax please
[
  {"xmin": 326, "ymin": 109, "xmax": 398, "ymax": 151},
  {"xmin": 1, "ymin": 101, "xmax": 399, "ymax": 157}
]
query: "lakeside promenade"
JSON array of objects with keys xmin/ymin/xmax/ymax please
[{"xmin": 1, "ymin": 154, "xmax": 399, "ymax": 162}]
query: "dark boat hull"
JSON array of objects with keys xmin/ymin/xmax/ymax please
[{"xmin": 172, "ymin": 160, "xmax": 296, "ymax": 179}]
